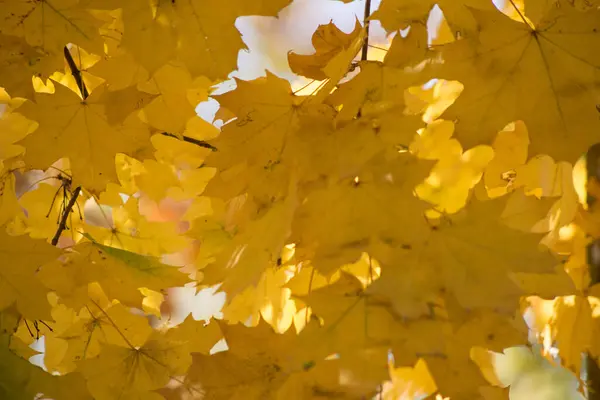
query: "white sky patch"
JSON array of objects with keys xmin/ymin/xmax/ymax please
[{"xmin": 167, "ymin": 285, "xmax": 226, "ymax": 326}]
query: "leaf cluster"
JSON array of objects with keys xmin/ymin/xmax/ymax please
[{"xmin": 0, "ymin": 0, "xmax": 599, "ymax": 398}]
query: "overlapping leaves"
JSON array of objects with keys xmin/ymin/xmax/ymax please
[{"xmin": 0, "ymin": 0, "xmax": 597, "ymax": 398}]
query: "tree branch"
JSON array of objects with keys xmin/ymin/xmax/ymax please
[
  {"xmin": 585, "ymin": 143, "xmax": 600, "ymax": 399},
  {"xmin": 51, "ymin": 186, "xmax": 81, "ymax": 246},
  {"xmin": 361, "ymin": 0, "xmax": 372, "ymax": 61},
  {"xmin": 161, "ymin": 132, "xmax": 218, "ymax": 151},
  {"xmin": 63, "ymin": 46, "xmax": 89, "ymax": 100}
]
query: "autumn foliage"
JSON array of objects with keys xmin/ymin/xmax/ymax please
[{"xmin": 0, "ymin": 0, "xmax": 599, "ymax": 398}]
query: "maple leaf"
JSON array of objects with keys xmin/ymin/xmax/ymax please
[
  {"xmin": 137, "ymin": 62, "xmax": 206, "ymax": 133},
  {"xmin": 0, "ymin": 0, "xmax": 104, "ymax": 54},
  {"xmin": 437, "ymin": 2, "xmax": 600, "ymax": 161},
  {"xmin": 167, "ymin": 320, "xmax": 336, "ymax": 399},
  {"xmin": 85, "ymin": 195, "xmax": 190, "ymax": 256},
  {"xmin": 0, "ymin": 170, "xmax": 20, "ymax": 227},
  {"xmin": 0, "ymin": 34, "xmax": 62, "ymax": 99},
  {"xmin": 79, "ymin": 331, "xmax": 191, "ymax": 399},
  {"xmin": 549, "ymin": 295, "xmax": 600, "ymax": 377},
  {"xmin": 327, "ymin": 61, "xmax": 424, "ymax": 125},
  {"xmin": 16, "ymin": 83, "xmax": 151, "ymax": 193},
  {"xmin": 299, "ymin": 272, "xmax": 397, "ymax": 359},
  {"xmin": 106, "ymin": 0, "xmax": 291, "ymax": 78},
  {"xmin": 18, "ymin": 177, "xmax": 86, "ymax": 240},
  {"xmin": 165, "ymin": 316, "xmax": 222, "ymax": 354},
  {"xmin": 424, "ymin": 309, "xmax": 529, "ymax": 399},
  {"xmin": 381, "ymin": 358, "xmax": 437, "ymax": 399},
  {"xmin": 291, "ymin": 153, "xmax": 432, "ymax": 274},
  {"xmin": 220, "ymin": 265, "xmax": 298, "ymax": 333},
  {"xmin": 414, "ymin": 196, "xmax": 560, "ymax": 312},
  {"xmin": 373, "ymin": 0, "xmax": 496, "ymax": 34},
  {"xmin": 204, "ymin": 72, "xmax": 307, "ymax": 204},
  {"xmin": 0, "ymin": 326, "xmax": 91, "ymax": 400},
  {"xmin": 288, "ymin": 19, "xmax": 363, "ymax": 80},
  {"xmin": 0, "ymin": 93, "xmax": 35, "ymax": 165},
  {"xmin": 0, "ymin": 0, "xmax": 598, "ymax": 396},
  {"xmin": 47, "ymin": 300, "xmax": 154, "ymax": 373},
  {"xmin": 174, "ymin": 0, "xmax": 293, "ymax": 79},
  {"xmin": 0, "ymin": 230, "xmax": 60, "ymax": 319},
  {"xmin": 475, "ymin": 346, "xmax": 586, "ymax": 400},
  {"xmin": 41, "ymin": 239, "xmax": 190, "ymax": 309},
  {"xmin": 201, "ymin": 179, "xmax": 297, "ymax": 297}
]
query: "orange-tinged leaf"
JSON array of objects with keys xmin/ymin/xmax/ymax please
[
  {"xmin": 288, "ymin": 20, "xmax": 362, "ymax": 80},
  {"xmin": 202, "ymin": 179, "xmax": 297, "ymax": 296}
]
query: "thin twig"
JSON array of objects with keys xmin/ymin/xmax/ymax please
[
  {"xmin": 51, "ymin": 186, "xmax": 81, "ymax": 246},
  {"xmin": 161, "ymin": 132, "xmax": 218, "ymax": 151},
  {"xmin": 63, "ymin": 46, "xmax": 89, "ymax": 100},
  {"xmin": 361, "ymin": 0, "xmax": 372, "ymax": 61}
]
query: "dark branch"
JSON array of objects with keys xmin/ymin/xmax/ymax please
[
  {"xmin": 361, "ymin": 0, "xmax": 372, "ymax": 61},
  {"xmin": 51, "ymin": 186, "xmax": 81, "ymax": 246},
  {"xmin": 63, "ymin": 46, "xmax": 89, "ymax": 100},
  {"xmin": 161, "ymin": 132, "xmax": 218, "ymax": 152},
  {"xmin": 586, "ymin": 143, "xmax": 600, "ymax": 399}
]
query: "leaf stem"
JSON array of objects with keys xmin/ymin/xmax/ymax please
[
  {"xmin": 51, "ymin": 186, "xmax": 81, "ymax": 246},
  {"xmin": 361, "ymin": 0, "xmax": 372, "ymax": 61},
  {"xmin": 161, "ymin": 132, "xmax": 218, "ymax": 151},
  {"xmin": 63, "ymin": 46, "xmax": 89, "ymax": 100}
]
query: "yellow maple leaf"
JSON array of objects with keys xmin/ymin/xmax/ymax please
[
  {"xmin": 165, "ymin": 316, "xmax": 223, "ymax": 354},
  {"xmin": 202, "ymin": 178, "xmax": 297, "ymax": 296},
  {"xmin": 45, "ymin": 300, "xmax": 153, "ymax": 374},
  {"xmin": 0, "ymin": 0, "xmax": 104, "ymax": 54},
  {"xmin": 85, "ymin": 195, "xmax": 189, "ymax": 256},
  {"xmin": 17, "ymin": 83, "xmax": 151, "ymax": 193},
  {"xmin": 0, "ymin": 34, "xmax": 62, "ymax": 100},
  {"xmin": 291, "ymin": 152, "xmax": 432, "ymax": 274},
  {"xmin": 222, "ymin": 265, "xmax": 297, "ymax": 333},
  {"xmin": 79, "ymin": 331, "xmax": 191, "ymax": 399},
  {"xmin": 413, "ymin": 196, "xmax": 560, "ymax": 311},
  {"xmin": 438, "ymin": 2, "xmax": 600, "ymax": 161},
  {"xmin": 373, "ymin": 0, "xmax": 496, "ymax": 34},
  {"xmin": 0, "ymin": 170, "xmax": 21, "ymax": 227},
  {"xmin": 0, "ymin": 229, "xmax": 60, "ymax": 319},
  {"xmin": 40, "ymin": 237, "xmax": 189, "ymax": 309},
  {"xmin": 381, "ymin": 358, "xmax": 437, "ymax": 399}
]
